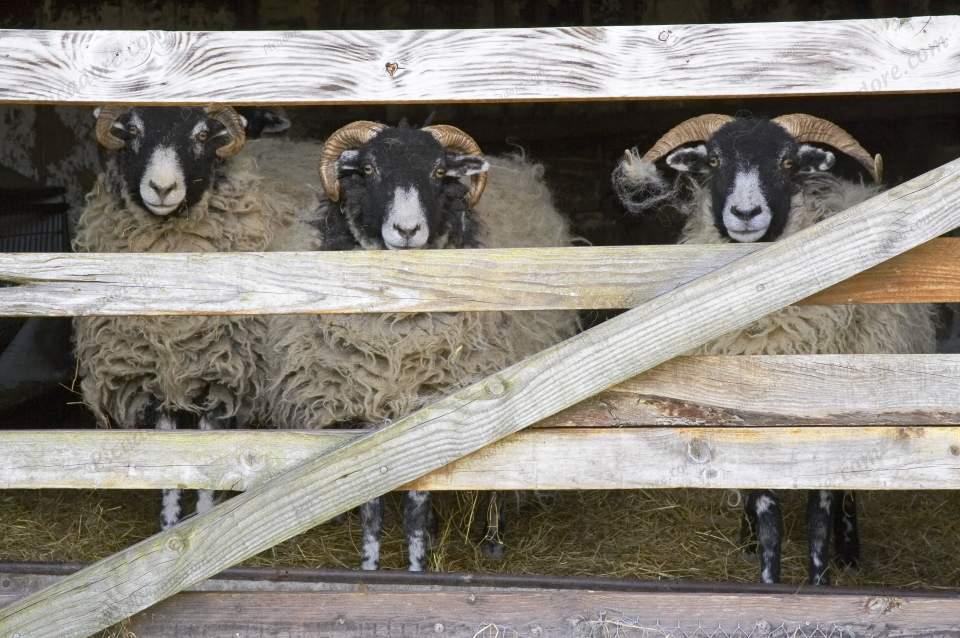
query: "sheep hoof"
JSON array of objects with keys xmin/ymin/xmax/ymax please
[{"xmin": 481, "ymin": 540, "xmax": 506, "ymax": 561}]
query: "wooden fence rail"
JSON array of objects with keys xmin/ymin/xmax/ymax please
[
  {"xmin": 1, "ymin": 238, "xmax": 959, "ymax": 316},
  {"xmin": 0, "ymin": 17, "xmax": 957, "ymax": 105},
  {"xmin": 1, "ymin": 154, "xmax": 957, "ymax": 638},
  {"xmin": 2, "ymin": 425, "xmax": 956, "ymax": 492}
]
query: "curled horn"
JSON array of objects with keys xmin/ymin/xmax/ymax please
[
  {"xmin": 641, "ymin": 114, "xmax": 734, "ymax": 163},
  {"xmin": 422, "ymin": 124, "xmax": 488, "ymax": 207},
  {"xmin": 94, "ymin": 105, "xmax": 130, "ymax": 150},
  {"xmin": 205, "ymin": 105, "xmax": 247, "ymax": 158},
  {"xmin": 318, "ymin": 120, "xmax": 386, "ymax": 202},
  {"xmin": 773, "ymin": 113, "xmax": 882, "ymax": 183}
]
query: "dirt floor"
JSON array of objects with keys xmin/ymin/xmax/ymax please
[{"xmin": 2, "ymin": 487, "xmax": 958, "ymax": 590}]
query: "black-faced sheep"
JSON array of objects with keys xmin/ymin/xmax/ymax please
[
  {"xmin": 73, "ymin": 106, "xmax": 296, "ymax": 530},
  {"xmin": 612, "ymin": 113, "xmax": 936, "ymax": 585},
  {"xmin": 264, "ymin": 121, "xmax": 579, "ymax": 571}
]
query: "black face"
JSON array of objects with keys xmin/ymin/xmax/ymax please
[
  {"xmin": 98, "ymin": 107, "xmax": 240, "ymax": 216},
  {"xmin": 335, "ymin": 127, "xmax": 488, "ymax": 249},
  {"xmin": 666, "ymin": 119, "xmax": 836, "ymax": 242}
]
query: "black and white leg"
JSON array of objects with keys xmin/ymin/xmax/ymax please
[
  {"xmin": 746, "ymin": 489, "xmax": 782, "ymax": 584},
  {"xmin": 404, "ymin": 490, "xmax": 433, "ymax": 572},
  {"xmin": 807, "ymin": 489, "xmax": 833, "ymax": 585},
  {"xmin": 832, "ymin": 490, "xmax": 860, "ymax": 570},
  {"xmin": 360, "ymin": 496, "xmax": 384, "ymax": 571},
  {"xmin": 156, "ymin": 410, "xmax": 183, "ymax": 530},
  {"xmin": 480, "ymin": 491, "xmax": 507, "ymax": 560},
  {"xmin": 195, "ymin": 411, "xmax": 224, "ymax": 515}
]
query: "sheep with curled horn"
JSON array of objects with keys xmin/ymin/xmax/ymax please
[
  {"xmin": 611, "ymin": 113, "xmax": 935, "ymax": 586},
  {"xmin": 263, "ymin": 120, "xmax": 579, "ymax": 572},
  {"xmin": 73, "ymin": 105, "xmax": 300, "ymax": 531}
]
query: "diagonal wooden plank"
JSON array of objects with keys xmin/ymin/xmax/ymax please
[
  {"xmin": 2, "ymin": 159, "xmax": 958, "ymax": 637},
  {"xmin": 0, "ymin": 238, "xmax": 959, "ymax": 316},
  {"xmin": 0, "ymin": 425, "xmax": 957, "ymax": 492},
  {"xmin": 0, "ymin": 17, "xmax": 957, "ymax": 104}
]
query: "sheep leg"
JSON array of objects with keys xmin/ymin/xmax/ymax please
[
  {"xmin": 832, "ymin": 490, "xmax": 860, "ymax": 570},
  {"xmin": 359, "ymin": 497, "xmax": 384, "ymax": 571},
  {"xmin": 739, "ymin": 495, "xmax": 760, "ymax": 556},
  {"xmin": 807, "ymin": 490, "xmax": 833, "ymax": 585},
  {"xmin": 746, "ymin": 490, "xmax": 782, "ymax": 584},
  {"xmin": 195, "ymin": 411, "xmax": 225, "ymax": 515},
  {"xmin": 404, "ymin": 490, "xmax": 432, "ymax": 572},
  {"xmin": 480, "ymin": 492, "xmax": 507, "ymax": 560},
  {"xmin": 156, "ymin": 411, "xmax": 183, "ymax": 530}
]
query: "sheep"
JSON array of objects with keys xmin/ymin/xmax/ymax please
[
  {"xmin": 264, "ymin": 121, "xmax": 579, "ymax": 571},
  {"xmin": 611, "ymin": 113, "xmax": 936, "ymax": 585},
  {"xmin": 72, "ymin": 105, "xmax": 300, "ymax": 530}
]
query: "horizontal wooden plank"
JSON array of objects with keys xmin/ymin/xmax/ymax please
[
  {"xmin": 1, "ymin": 238, "xmax": 959, "ymax": 316},
  {"xmin": 0, "ymin": 17, "xmax": 957, "ymax": 105},
  {"xmin": 545, "ymin": 354, "xmax": 960, "ymax": 428},
  {"xmin": 2, "ymin": 424, "xmax": 957, "ymax": 491},
  {"xmin": 3, "ymin": 564, "xmax": 957, "ymax": 637}
]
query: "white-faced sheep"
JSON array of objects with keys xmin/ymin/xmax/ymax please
[
  {"xmin": 612, "ymin": 113, "xmax": 936, "ymax": 585},
  {"xmin": 73, "ymin": 106, "xmax": 298, "ymax": 530},
  {"xmin": 264, "ymin": 121, "xmax": 579, "ymax": 571}
]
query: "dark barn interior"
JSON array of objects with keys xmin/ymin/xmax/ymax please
[{"xmin": 0, "ymin": 0, "xmax": 959, "ymax": 593}]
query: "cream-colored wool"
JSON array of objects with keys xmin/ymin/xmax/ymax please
[
  {"xmin": 73, "ymin": 152, "xmax": 297, "ymax": 427},
  {"xmin": 266, "ymin": 153, "xmax": 580, "ymax": 428},
  {"xmin": 673, "ymin": 175, "xmax": 937, "ymax": 356}
]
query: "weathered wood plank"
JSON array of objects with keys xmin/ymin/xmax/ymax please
[
  {"xmin": 2, "ymin": 159, "xmax": 958, "ymax": 637},
  {"xmin": 3, "ymin": 564, "xmax": 957, "ymax": 637},
  {"xmin": 1, "ymin": 238, "xmax": 959, "ymax": 316},
  {"xmin": 0, "ymin": 17, "xmax": 957, "ymax": 105},
  {"xmin": 1, "ymin": 425, "xmax": 955, "ymax": 491},
  {"xmin": 544, "ymin": 353, "xmax": 960, "ymax": 428},
  {"xmin": 126, "ymin": 590, "xmax": 960, "ymax": 638}
]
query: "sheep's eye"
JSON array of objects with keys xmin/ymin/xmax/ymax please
[
  {"xmin": 362, "ymin": 164, "xmax": 375, "ymax": 175},
  {"xmin": 781, "ymin": 158, "xmax": 795, "ymax": 170},
  {"xmin": 708, "ymin": 157, "xmax": 720, "ymax": 168},
  {"xmin": 196, "ymin": 130, "xmax": 208, "ymax": 142},
  {"xmin": 434, "ymin": 167, "xmax": 446, "ymax": 179}
]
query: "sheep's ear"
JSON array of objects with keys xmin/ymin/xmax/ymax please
[
  {"xmin": 444, "ymin": 153, "xmax": 489, "ymax": 177},
  {"xmin": 797, "ymin": 144, "xmax": 836, "ymax": 173},
  {"xmin": 92, "ymin": 107, "xmax": 102, "ymax": 119},
  {"xmin": 665, "ymin": 144, "xmax": 709, "ymax": 173},
  {"xmin": 336, "ymin": 149, "xmax": 362, "ymax": 174}
]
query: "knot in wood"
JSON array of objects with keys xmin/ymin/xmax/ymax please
[
  {"xmin": 686, "ymin": 437, "xmax": 713, "ymax": 464},
  {"xmin": 865, "ymin": 596, "xmax": 903, "ymax": 614},
  {"xmin": 434, "ymin": 623, "xmax": 445, "ymax": 633},
  {"xmin": 485, "ymin": 378, "xmax": 507, "ymax": 398},
  {"xmin": 240, "ymin": 451, "xmax": 264, "ymax": 472},
  {"xmin": 166, "ymin": 535, "xmax": 187, "ymax": 554}
]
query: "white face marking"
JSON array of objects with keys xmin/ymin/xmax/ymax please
[
  {"xmin": 722, "ymin": 167, "xmax": 773, "ymax": 242},
  {"xmin": 139, "ymin": 145, "xmax": 187, "ymax": 215},
  {"xmin": 190, "ymin": 121, "xmax": 209, "ymax": 157},
  {"xmin": 129, "ymin": 113, "xmax": 144, "ymax": 154},
  {"xmin": 382, "ymin": 186, "xmax": 429, "ymax": 249},
  {"xmin": 819, "ymin": 491, "xmax": 832, "ymax": 510}
]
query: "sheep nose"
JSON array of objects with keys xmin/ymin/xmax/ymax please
[
  {"xmin": 148, "ymin": 180, "xmax": 178, "ymax": 200},
  {"xmin": 731, "ymin": 205, "xmax": 762, "ymax": 221},
  {"xmin": 393, "ymin": 223, "xmax": 422, "ymax": 240}
]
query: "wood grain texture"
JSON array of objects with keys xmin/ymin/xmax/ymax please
[
  {"xmin": 3, "ymin": 566, "xmax": 957, "ymax": 637},
  {"xmin": 0, "ymin": 17, "xmax": 957, "ymax": 105},
  {"xmin": 1, "ymin": 239, "xmax": 960, "ymax": 317},
  {"xmin": 127, "ymin": 590, "xmax": 960, "ymax": 637},
  {"xmin": 1, "ymin": 425, "xmax": 955, "ymax": 491},
  {"xmin": 2, "ymin": 159, "xmax": 959, "ymax": 637}
]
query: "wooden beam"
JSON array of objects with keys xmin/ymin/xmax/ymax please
[
  {"xmin": 0, "ymin": 425, "xmax": 956, "ymax": 491},
  {"xmin": 0, "ymin": 17, "xmax": 957, "ymax": 105},
  {"xmin": 3, "ymin": 564, "xmax": 957, "ymax": 637},
  {"xmin": 2, "ymin": 159, "xmax": 958, "ymax": 637},
  {"xmin": 1, "ymin": 238, "xmax": 959, "ymax": 317}
]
